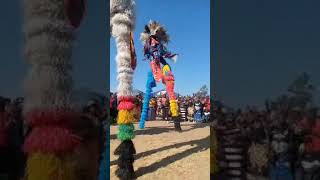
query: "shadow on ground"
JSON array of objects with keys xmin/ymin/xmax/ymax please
[
  {"xmin": 134, "ymin": 135, "xmax": 209, "ymax": 178},
  {"xmin": 110, "ymin": 134, "xmax": 209, "ymax": 178},
  {"xmin": 110, "ymin": 122, "xmax": 209, "ymax": 140}
]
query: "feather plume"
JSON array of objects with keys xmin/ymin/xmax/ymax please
[{"xmin": 140, "ymin": 20, "xmax": 170, "ymax": 44}]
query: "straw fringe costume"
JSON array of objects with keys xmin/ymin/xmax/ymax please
[
  {"xmin": 139, "ymin": 21, "xmax": 181, "ymax": 131},
  {"xmin": 110, "ymin": 0, "xmax": 137, "ymax": 179},
  {"xmin": 22, "ymin": 0, "xmax": 88, "ymax": 179}
]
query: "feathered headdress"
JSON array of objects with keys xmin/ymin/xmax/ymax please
[
  {"xmin": 140, "ymin": 20, "xmax": 170, "ymax": 44},
  {"xmin": 140, "ymin": 20, "xmax": 178, "ymax": 62}
]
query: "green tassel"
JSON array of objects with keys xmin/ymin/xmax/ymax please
[{"xmin": 118, "ymin": 124, "xmax": 135, "ymax": 141}]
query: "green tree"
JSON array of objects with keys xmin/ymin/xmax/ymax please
[
  {"xmin": 195, "ymin": 85, "xmax": 208, "ymax": 98},
  {"xmin": 287, "ymin": 72, "xmax": 314, "ymax": 109}
]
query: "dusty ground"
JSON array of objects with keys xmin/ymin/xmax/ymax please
[{"xmin": 110, "ymin": 121, "xmax": 210, "ymax": 180}]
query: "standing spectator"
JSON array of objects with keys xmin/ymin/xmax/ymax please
[
  {"xmin": 148, "ymin": 97, "xmax": 156, "ymax": 121},
  {"xmin": 132, "ymin": 96, "xmax": 141, "ymax": 122},
  {"xmin": 194, "ymin": 99, "xmax": 203, "ymax": 123},
  {"xmin": 187, "ymin": 102, "xmax": 195, "ymax": 122},
  {"xmin": 179, "ymin": 98, "xmax": 187, "ymax": 122},
  {"xmin": 156, "ymin": 97, "xmax": 162, "ymax": 120}
]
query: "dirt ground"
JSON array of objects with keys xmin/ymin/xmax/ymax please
[{"xmin": 110, "ymin": 121, "xmax": 210, "ymax": 180}]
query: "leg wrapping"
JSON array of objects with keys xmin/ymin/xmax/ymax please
[
  {"xmin": 150, "ymin": 60, "xmax": 162, "ymax": 82},
  {"xmin": 139, "ymin": 71, "xmax": 156, "ymax": 129},
  {"xmin": 163, "ymin": 73, "xmax": 178, "ymax": 117}
]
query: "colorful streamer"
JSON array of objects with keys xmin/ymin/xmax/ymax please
[
  {"xmin": 110, "ymin": 0, "xmax": 137, "ymax": 179},
  {"xmin": 23, "ymin": 0, "xmax": 87, "ymax": 179}
]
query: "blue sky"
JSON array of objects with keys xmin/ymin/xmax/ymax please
[{"xmin": 110, "ymin": 0, "xmax": 210, "ymax": 96}]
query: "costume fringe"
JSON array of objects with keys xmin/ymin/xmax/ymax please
[
  {"xmin": 165, "ymin": 81, "xmax": 175, "ymax": 98},
  {"xmin": 118, "ymin": 124, "xmax": 135, "ymax": 141},
  {"xmin": 114, "ymin": 140, "xmax": 136, "ymax": 180},
  {"xmin": 111, "ymin": 0, "xmax": 136, "ymax": 178},
  {"xmin": 118, "ymin": 96, "xmax": 135, "ymax": 102},
  {"xmin": 25, "ymin": 110, "xmax": 79, "ymax": 127},
  {"xmin": 150, "ymin": 61, "xmax": 162, "ymax": 82},
  {"xmin": 169, "ymin": 100, "xmax": 179, "ymax": 117},
  {"xmin": 24, "ymin": 110, "xmax": 80, "ymax": 180},
  {"xmin": 118, "ymin": 110, "xmax": 135, "ymax": 124},
  {"xmin": 118, "ymin": 101, "xmax": 135, "ymax": 111},
  {"xmin": 23, "ymin": 0, "xmax": 85, "ymax": 178},
  {"xmin": 24, "ymin": 127, "xmax": 81, "ymax": 154},
  {"xmin": 162, "ymin": 64, "xmax": 171, "ymax": 76},
  {"xmin": 139, "ymin": 71, "xmax": 156, "ymax": 129},
  {"xmin": 26, "ymin": 153, "xmax": 76, "ymax": 180}
]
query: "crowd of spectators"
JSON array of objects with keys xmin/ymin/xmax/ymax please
[
  {"xmin": 0, "ymin": 96, "xmax": 107, "ymax": 180},
  {"xmin": 110, "ymin": 92, "xmax": 211, "ymax": 124},
  {"xmin": 211, "ymin": 97, "xmax": 320, "ymax": 180}
]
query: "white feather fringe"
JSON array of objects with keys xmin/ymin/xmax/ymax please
[
  {"xmin": 110, "ymin": 0, "xmax": 136, "ymax": 97},
  {"xmin": 23, "ymin": 0, "xmax": 75, "ymax": 114}
]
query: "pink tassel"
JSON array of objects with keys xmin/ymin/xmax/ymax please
[
  {"xmin": 24, "ymin": 127, "xmax": 81, "ymax": 153},
  {"xmin": 163, "ymin": 76, "xmax": 175, "ymax": 82},
  {"xmin": 117, "ymin": 96, "xmax": 135, "ymax": 102},
  {"xmin": 26, "ymin": 110, "xmax": 79, "ymax": 127},
  {"xmin": 118, "ymin": 101, "xmax": 135, "ymax": 110},
  {"xmin": 166, "ymin": 83, "xmax": 176, "ymax": 99}
]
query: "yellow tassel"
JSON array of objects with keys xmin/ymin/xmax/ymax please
[
  {"xmin": 26, "ymin": 153, "xmax": 76, "ymax": 180},
  {"xmin": 162, "ymin": 64, "xmax": 171, "ymax": 76},
  {"xmin": 117, "ymin": 110, "xmax": 135, "ymax": 124},
  {"xmin": 169, "ymin": 100, "xmax": 179, "ymax": 117}
]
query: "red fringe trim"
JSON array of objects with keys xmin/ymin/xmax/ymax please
[
  {"xmin": 117, "ymin": 96, "xmax": 135, "ymax": 102},
  {"xmin": 25, "ymin": 110, "xmax": 79, "ymax": 127},
  {"xmin": 118, "ymin": 101, "xmax": 135, "ymax": 110},
  {"xmin": 166, "ymin": 82, "xmax": 174, "ymax": 91},
  {"xmin": 24, "ymin": 127, "xmax": 81, "ymax": 154},
  {"xmin": 166, "ymin": 83, "xmax": 176, "ymax": 99},
  {"xmin": 163, "ymin": 76, "xmax": 175, "ymax": 82}
]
